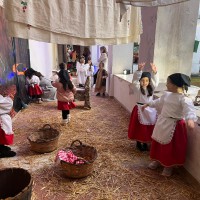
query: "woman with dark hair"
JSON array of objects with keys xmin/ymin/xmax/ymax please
[
  {"xmin": 25, "ymin": 68, "xmax": 43, "ymax": 103},
  {"xmin": 52, "ymin": 63, "xmax": 76, "ymax": 124}
]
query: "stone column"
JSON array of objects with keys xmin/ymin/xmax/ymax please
[
  {"xmin": 138, "ymin": 7, "xmax": 158, "ymax": 72},
  {"xmin": 154, "ymin": 0, "xmax": 199, "ymax": 82}
]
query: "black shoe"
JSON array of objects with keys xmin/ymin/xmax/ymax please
[
  {"xmin": 96, "ymin": 93, "xmax": 100, "ymax": 96},
  {"xmin": 102, "ymin": 93, "xmax": 105, "ymax": 97},
  {"xmin": 0, "ymin": 145, "xmax": 11, "ymax": 151},
  {"xmin": 0, "ymin": 150, "xmax": 16, "ymax": 158},
  {"xmin": 136, "ymin": 142, "xmax": 145, "ymax": 152},
  {"xmin": 142, "ymin": 143, "xmax": 148, "ymax": 151}
]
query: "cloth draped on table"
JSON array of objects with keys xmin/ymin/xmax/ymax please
[{"xmin": 3, "ymin": 0, "xmax": 142, "ymax": 45}]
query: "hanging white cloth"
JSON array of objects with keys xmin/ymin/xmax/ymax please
[
  {"xmin": 116, "ymin": 0, "xmax": 189, "ymax": 7},
  {"xmin": 3, "ymin": 0, "xmax": 142, "ymax": 45}
]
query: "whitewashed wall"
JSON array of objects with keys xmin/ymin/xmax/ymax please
[
  {"xmin": 29, "ymin": 40, "xmax": 58, "ymax": 78},
  {"xmin": 192, "ymin": 5, "xmax": 200, "ymax": 74},
  {"xmin": 108, "ymin": 43, "xmax": 133, "ymax": 96}
]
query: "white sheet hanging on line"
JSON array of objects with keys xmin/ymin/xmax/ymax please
[
  {"xmin": 116, "ymin": 0, "xmax": 189, "ymax": 6},
  {"xmin": 4, "ymin": 0, "xmax": 142, "ymax": 45}
]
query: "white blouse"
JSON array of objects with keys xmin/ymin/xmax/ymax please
[
  {"xmin": 149, "ymin": 91, "xmax": 197, "ymax": 144},
  {"xmin": 26, "ymin": 75, "xmax": 40, "ymax": 85},
  {"xmin": 0, "ymin": 95, "xmax": 13, "ymax": 134},
  {"xmin": 98, "ymin": 53, "xmax": 108, "ymax": 70}
]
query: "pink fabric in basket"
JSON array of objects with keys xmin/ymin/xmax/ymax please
[{"xmin": 56, "ymin": 150, "xmax": 85, "ymax": 164}]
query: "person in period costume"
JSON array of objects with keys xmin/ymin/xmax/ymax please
[
  {"xmin": 128, "ymin": 62, "xmax": 159, "ymax": 151},
  {"xmin": 144, "ymin": 73, "xmax": 197, "ymax": 176},
  {"xmin": 84, "ymin": 76, "xmax": 91, "ymax": 109},
  {"xmin": 85, "ymin": 56, "xmax": 94, "ymax": 87},
  {"xmin": 98, "ymin": 46, "xmax": 108, "ymax": 71},
  {"xmin": 76, "ymin": 56, "xmax": 87, "ymax": 87},
  {"xmin": 94, "ymin": 62, "xmax": 108, "ymax": 97},
  {"xmin": 52, "ymin": 64, "xmax": 76, "ymax": 125},
  {"xmin": 0, "ymin": 95, "xmax": 16, "ymax": 158},
  {"xmin": 34, "ymin": 72, "xmax": 57, "ymax": 102},
  {"xmin": 25, "ymin": 68, "xmax": 43, "ymax": 104}
]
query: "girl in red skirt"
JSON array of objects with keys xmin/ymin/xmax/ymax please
[
  {"xmin": 128, "ymin": 62, "xmax": 159, "ymax": 151},
  {"xmin": 25, "ymin": 68, "xmax": 43, "ymax": 103},
  {"xmin": 52, "ymin": 63, "xmax": 76, "ymax": 124},
  {"xmin": 143, "ymin": 73, "xmax": 197, "ymax": 176},
  {"xmin": 0, "ymin": 95, "xmax": 16, "ymax": 158}
]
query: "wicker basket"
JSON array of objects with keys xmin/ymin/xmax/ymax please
[
  {"xmin": 60, "ymin": 140, "xmax": 98, "ymax": 178},
  {"xmin": 0, "ymin": 168, "xmax": 33, "ymax": 200},
  {"xmin": 27, "ymin": 124, "xmax": 60, "ymax": 153}
]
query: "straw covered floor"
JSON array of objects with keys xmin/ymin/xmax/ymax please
[{"xmin": 0, "ymin": 93, "xmax": 200, "ymax": 200}]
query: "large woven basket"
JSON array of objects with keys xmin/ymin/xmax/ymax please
[
  {"xmin": 60, "ymin": 140, "xmax": 98, "ymax": 178},
  {"xmin": 0, "ymin": 168, "xmax": 33, "ymax": 200},
  {"xmin": 27, "ymin": 124, "xmax": 60, "ymax": 153}
]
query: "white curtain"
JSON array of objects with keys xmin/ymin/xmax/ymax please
[
  {"xmin": 116, "ymin": 0, "xmax": 189, "ymax": 6},
  {"xmin": 4, "ymin": 0, "xmax": 142, "ymax": 45}
]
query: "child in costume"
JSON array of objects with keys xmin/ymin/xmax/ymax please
[
  {"xmin": 0, "ymin": 95, "xmax": 16, "ymax": 158},
  {"xmin": 25, "ymin": 68, "xmax": 43, "ymax": 103},
  {"xmin": 76, "ymin": 56, "xmax": 87, "ymax": 87},
  {"xmin": 85, "ymin": 56, "xmax": 94, "ymax": 87},
  {"xmin": 143, "ymin": 73, "xmax": 197, "ymax": 176},
  {"xmin": 52, "ymin": 65, "xmax": 76, "ymax": 124},
  {"xmin": 128, "ymin": 62, "xmax": 159, "ymax": 151}
]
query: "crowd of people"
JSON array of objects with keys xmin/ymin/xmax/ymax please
[{"xmin": 0, "ymin": 45, "xmax": 197, "ymax": 179}]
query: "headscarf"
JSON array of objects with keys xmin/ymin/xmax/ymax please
[
  {"xmin": 168, "ymin": 73, "xmax": 190, "ymax": 87},
  {"xmin": 139, "ymin": 72, "xmax": 151, "ymax": 81},
  {"xmin": 168, "ymin": 73, "xmax": 190, "ymax": 92}
]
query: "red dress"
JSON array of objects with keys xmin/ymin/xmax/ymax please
[
  {"xmin": 57, "ymin": 101, "xmax": 76, "ymax": 110},
  {"xmin": 128, "ymin": 105, "xmax": 155, "ymax": 142},
  {"xmin": 150, "ymin": 119, "xmax": 187, "ymax": 167},
  {"xmin": 28, "ymin": 84, "xmax": 43, "ymax": 96},
  {"xmin": 0, "ymin": 127, "xmax": 13, "ymax": 145}
]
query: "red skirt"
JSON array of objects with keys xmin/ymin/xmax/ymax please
[
  {"xmin": 150, "ymin": 119, "xmax": 187, "ymax": 167},
  {"xmin": 28, "ymin": 84, "xmax": 43, "ymax": 96},
  {"xmin": 128, "ymin": 105, "xmax": 154, "ymax": 142},
  {"xmin": 57, "ymin": 101, "xmax": 76, "ymax": 110},
  {"xmin": 0, "ymin": 127, "xmax": 14, "ymax": 145}
]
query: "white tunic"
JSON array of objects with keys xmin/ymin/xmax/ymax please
[
  {"xmin": 26, "ymin": 75, "xmax": 40, "ymax": 85},
  {"xmin": 76, "ymin": 62, "xmax": 87, "ymax": 85},
  {"xmin": 149, "ymin": 92, "xmax": 197, "ymax": 144},
  {"xmin": 131, "ymin": 70, "xmax": 159, "ymax": 125},
  {"xmin": 0, "ymin": 95, "xmax": 13, "ymax": 134},
  {"xmin": 98, "ymin": 53, "xmax": 108, "ymax": 71},
  {"xmin": 85, "ymin": 64, "xmax": 94, "ymax": 77}
]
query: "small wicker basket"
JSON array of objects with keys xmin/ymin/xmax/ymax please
[
  {"xmin": 27, "ymin": 124, "xmax": 60, "ymax": 153},
  {"xmin": 60, "ymin": 140, "xmax": 98, "ymax": 178},
  {"xmin": 0, "ymin": 168, "xmax": 33, "ymax": 200}
]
